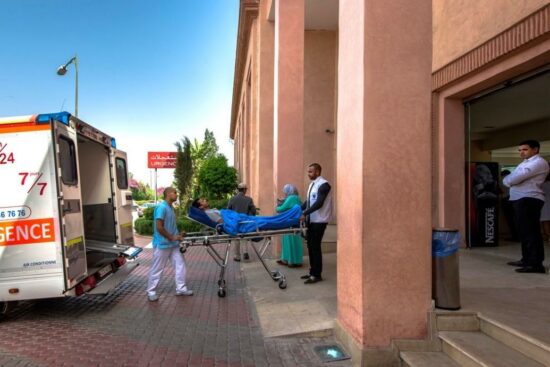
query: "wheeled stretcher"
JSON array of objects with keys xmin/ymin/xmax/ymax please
[{"xmin": 180, "ymin": 206, "xmax": 306, "ymax": 297}]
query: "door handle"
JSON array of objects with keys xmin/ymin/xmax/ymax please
[{"xmin": 62, "ymin": 199, "xmax": 81, "ymax": 214}]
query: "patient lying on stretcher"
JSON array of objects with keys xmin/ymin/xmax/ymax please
[
  {"xmin": 190, "ymin": 197, "xmax": 302, "ymax": 236},
  {"xmin": 191, "ymin": 198, "xmax": 223, "ymax": 223}
]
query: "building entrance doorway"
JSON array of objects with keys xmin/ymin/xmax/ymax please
[{"xmin": 464, "ymin": 67, "xmax": 550, "ymax": 248}]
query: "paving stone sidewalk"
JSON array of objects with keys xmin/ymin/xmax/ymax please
[{"xmin": 0, "ymin": 236, "xmax": 352, "ymax": 366}]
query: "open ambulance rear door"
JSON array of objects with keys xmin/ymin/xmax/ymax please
[
  {"xmin": 0, "ymin": 114, "xmax": 66, "ymax": 307},
  {"xmin": 111, "ymin": 148, "xmax": 136, "ymax": 247},
  {"xmin": 52, "ymin": 113, "xmax": 88, "ymax": 290}
]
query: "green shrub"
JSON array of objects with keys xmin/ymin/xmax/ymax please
[
  {"xmin": 177, "ymin": 217, "xmax": 203, "ymax": 233},
  {"xmin": 134, "ymin": 218, "xmax": 153, "ymax": 236},
  {"xmin": 143, "ymin": 207, "xmax": 155, "ymax": 220},
  {"xmin": 135, "ymin": 208, "xmax": 209, "ymax": 236},
  {"xmin": 209, "ymin": 198, "xmax": 229, "ymax": 210}
]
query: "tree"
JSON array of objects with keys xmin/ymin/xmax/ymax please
[
  {"xmin": 196, "ymin": 129, "xmax": 219, "ymax": 161},
  {"xmin": 189, "ymin": 129, "xmax": 219, "ymax": 197},
  {"xmin": 196, "ymin": 155, "xmax": 237, "ymax": 199},
  {"xmin": 129, "ymin": 178, "xmax": 154, "ymax": 201},
  {"xmin": 174, "ymin": 136, "xmax": 193, "ymax": 206}
]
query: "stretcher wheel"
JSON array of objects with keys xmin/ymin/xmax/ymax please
[
  {"xmin": 179, "ymin": 246, "xmax": 187, "ymax": 254},
  {"xmin": 271, "ymin": 271, "xmax": 282, "ymax": 281},
  {"xmin": 278, "ymin": 280, "xmax": 287, "ymax": 289},
  {"xmin": 218, "ymin": 289, "xmax": 226, "ymax": 297},
  {"xmin": 217, "ymin": 279, "xmax": 226, "ymax": 287}
]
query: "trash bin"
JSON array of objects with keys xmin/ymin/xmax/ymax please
[{"xmin": 432, "ymin": 228, "xmax": 461, "ymax": 310}]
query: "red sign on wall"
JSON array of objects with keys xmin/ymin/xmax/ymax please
[{"xmin": 147, "ymin": 152, "xmax": 177, "ymax": 169}]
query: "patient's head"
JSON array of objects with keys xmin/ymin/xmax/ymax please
[{"xmin": 191, "ymin": 198, "xmax": 210, "ymax": 210}]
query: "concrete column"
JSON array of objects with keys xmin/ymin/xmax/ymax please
[
  {"xmin": 255, "ymin": 1, "xmax": 275, "ymax": 215},
  {"xmin": 336, "ymin": 0, "xmax": 432, "ymax": 363},
  {"xmin": 436, "ymin": 98, "xmax": 465, "ymax": 233},
  {"xmin": 273, "ymin": 0, "xmax": 305, "ymax": 200}
]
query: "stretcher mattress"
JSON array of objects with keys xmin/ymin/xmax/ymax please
[{"xmin": 188, "ymin": 205, "xmax": 302, "ymax": 236}]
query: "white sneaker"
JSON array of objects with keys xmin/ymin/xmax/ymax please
[
  {"xmin": 148, "ymin": 294, "xmax": 159, "ymax": 302},
  {"xmin": 176, "ymin": 289, "xmax": 194, "ymax": 296}
]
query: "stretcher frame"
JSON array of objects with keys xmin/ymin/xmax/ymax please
[{"xmin": 180, "ymin": 218, "xmax": 306, "ymax": 297}]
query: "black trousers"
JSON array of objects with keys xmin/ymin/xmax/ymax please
[
  {"xmin": 306, "ymin": 222, "xmax": 327, "ymax": 278},
  {"xmin": 501, "ymin": 197, "xmax": 518, "ymax": 240},
  {"xmin": 512, "ymin": 198, "xmax": 545, "ymax": 267}
]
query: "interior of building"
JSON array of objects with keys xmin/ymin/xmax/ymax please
[{"xmin": 464, "ymin": 66, "xmax": 550, "ymax": 247}]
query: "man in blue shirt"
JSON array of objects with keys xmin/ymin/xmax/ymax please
[
  {"xmin": 503, "ymin": 140, "xmax": 549, "ymax": 274},
  {"xmin": 146, "ymin": 187, "xmax": 193, "ymax": 301}
]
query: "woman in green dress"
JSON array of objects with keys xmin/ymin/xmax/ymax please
[{"xmin": 276, "ymin": 184, "xmax": 303, "ymax": 267}]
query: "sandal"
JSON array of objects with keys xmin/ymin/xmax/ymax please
[{"xmin": 276, "ymin": 260, "xmax": 288, "ymax": 265}]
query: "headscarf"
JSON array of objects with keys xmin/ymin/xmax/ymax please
[{"xmin": 283, "ymin": 184, "xmax": 298, "ymax": 197}]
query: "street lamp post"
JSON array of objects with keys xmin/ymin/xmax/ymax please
[{"xmin": 57, "ymin": 55, "xmax": 79, "ymax": 117}]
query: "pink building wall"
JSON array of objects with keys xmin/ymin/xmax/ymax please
[
  {"xmin": 433, "ymin": 0, "xmax": 549, "ymax": 70},
  {"xmin": 230, "ymin": 0, "xmax": 550, "ymax": 363}
]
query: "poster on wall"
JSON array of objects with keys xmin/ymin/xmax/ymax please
[{"xmin": 467, "ymin": 162, "xmax": 499, "ymax": 247}]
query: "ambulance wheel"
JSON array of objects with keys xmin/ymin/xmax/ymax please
[
  {"xmin": 218, "ymin": 289, "xmax": 226, "ymax": 298},
  {"xmin": 0, "ymin": 301, "xmax": 15, "ymax": 318},
  {"xmin": 278, "ymin": 280, "xmax": 287, "ymax": 289}
]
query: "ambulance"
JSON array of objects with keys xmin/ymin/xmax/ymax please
[{"xmin": 0, "ymin": 112, "xmax": 142, "ymax": 316}]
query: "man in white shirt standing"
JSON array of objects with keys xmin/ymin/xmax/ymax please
[
  {"xmin": 300, "ymin": 163, "xmax": 333, "ymax": 284},
  {"xmin": 503, "ymin": 140, "xmax": 549, "ymax": 274}
]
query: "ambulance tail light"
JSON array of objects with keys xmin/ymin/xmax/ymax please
[
  {"xmin": 83, "ymin": 275, "xmax": 97, "ymax": 288},
  {"xmin": 75, "ymin": 284, "xmax": 84, "ymax": 296},
  {"xmin": 77, "ymin": 275, "xmax": 97, "ymax": 294},
  {"xmin": 114, "ymin": 256, "xmax": 126, "ymax": 268}
]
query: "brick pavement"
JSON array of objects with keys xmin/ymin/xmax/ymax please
[{"xmin": 0, "ymin": 236, "xmax": 352, "ymax": 366}]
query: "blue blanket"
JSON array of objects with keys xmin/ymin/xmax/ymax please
[
  {"xmin": 221, "ymin": 205, "xmax": 302, "ymax": 236},
  {"xmin": 188, "ymin": 206, "xmax": 220, "ymax": 229},
  {"xmin": 188, "ymin": 205, "xmax": 302, "ymax": 236}
]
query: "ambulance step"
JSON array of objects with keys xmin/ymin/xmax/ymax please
[
  {"xmin": 122, "ymin": 246, "xmax": 142, "ymax": 258},
  {"xmin": 85, "ymin": 239, "xmax": 136, "ymax": 256}
]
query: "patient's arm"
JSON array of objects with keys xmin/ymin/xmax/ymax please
[{"xmin": 206, "ymin": 209, "xmax": 223, "ymax": 223}]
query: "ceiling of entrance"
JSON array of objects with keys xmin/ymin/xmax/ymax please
[
  {"xmin": 467, "ymin": 70, "xmax": 550, "ymax": 134},
  {"xmin": 268, "ymin": 0, "xmax": 339, "ymax": 30},
  {"xmin": 492, "ymin": 140, "xmax": 550, "ymax": 158}
]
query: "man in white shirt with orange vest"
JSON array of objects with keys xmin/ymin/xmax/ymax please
[
  {"xmin": 503, "ymin": 140, "xmax": 549, "ymax": 274},
  {"xmin": 300, "ymin": 163, "xmax": 333, "ymax": 284}
]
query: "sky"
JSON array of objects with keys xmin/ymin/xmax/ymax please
[{"xmin": 0, "ymin": 0, "xmax": 239, "ymax": 188}]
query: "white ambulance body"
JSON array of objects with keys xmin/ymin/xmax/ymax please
[{"xmin": 0, "ymin": 112, "xmax": 141, "ymax": 314}]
